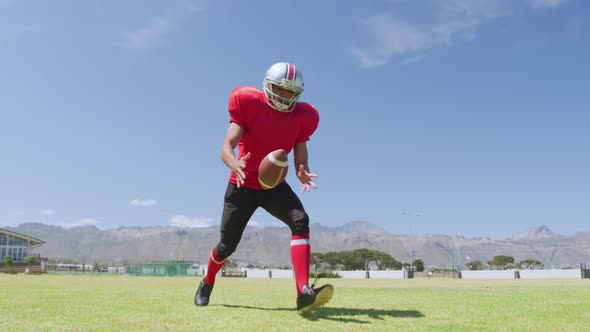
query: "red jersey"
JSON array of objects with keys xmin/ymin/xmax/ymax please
[{"xmin": 227, "ymin": 86, "xmax": 319, "ymax": 190}]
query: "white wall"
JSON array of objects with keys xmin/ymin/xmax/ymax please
[
  {"xmin": 336, "ymin": 271, "xmax": 367, "ymax": 279},
  {"xmin": 369, "ymin": 270, "xmax": 404, "ymax": 279},
  {"xmin": 216, "ymin": 268, "xmax": 585, "ymax": 279},
  {"xmin": 461, "ymin": 270, "xmax": 515, "ymax": 279},
  {"xmin": 519, "ymin": 269, "xmax": 581, "ymax": 279},
  {"xmin": 245, "ymin": 269, "xmax": 270, "ymax": 278},
  {"xmin": 243, "ymin": 269, "xmax": 411, "ymax": 279},
  {"xmin": 270, "ymin": 269, "xmax": 293, "ymax": 278}
]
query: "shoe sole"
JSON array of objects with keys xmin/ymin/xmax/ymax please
[
  {"xmin": 194, "ymin": 299, "xmax": 208, "ymax": 306},
  {"xmin": 298, "ymin": 285, "xmax": 334, "ymax": 316}
]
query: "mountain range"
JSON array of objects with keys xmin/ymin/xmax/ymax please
[{"xmin": 6, "ymin": 222, "xmax": 590, "ymax": 268}]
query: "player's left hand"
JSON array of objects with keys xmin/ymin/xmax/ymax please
[{"xmin": 297, "ymin": 164, "xmax": 318, "ymax": 194}]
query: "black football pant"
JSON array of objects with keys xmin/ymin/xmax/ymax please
[{"xmin": 214, "ymin": 181, "xmax": 310, "ymax": 260}]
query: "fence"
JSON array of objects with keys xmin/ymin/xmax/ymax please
[
  {"xmin": 239, "ymin": 269, "xmax": 409, "ymax": 279},
  {"xmin": 461, "ymin": 269, "xmax": 588, "ymax": 279},
  {"xmin": 127, "ymin": 263, "xmax": 192, "ymax": 276},
  {"xmin": 234, "ymin": 268, "xmax": 589, "ymax": 280},
  {"xmin": 0, "ymin": 263, "xmax": 46, "ymax": 274}
]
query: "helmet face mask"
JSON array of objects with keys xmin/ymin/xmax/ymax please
[{"xmin": 263, "ymin": 62, "xmax": 304, "ymax": 112}]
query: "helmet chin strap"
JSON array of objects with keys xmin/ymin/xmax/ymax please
[
  {"xmin": 263, "ymin": 83, "xmax": 297, "ymax": 112},
  {"xmin": 272, "ymin": 100, "xmax": 293, "ymax": 112},
  {"xmin": 266, "ymin": 95, "xmax": 294, "ymax": 112}
]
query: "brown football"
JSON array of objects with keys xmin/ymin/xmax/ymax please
[{"xmin": 258, "ymin": 149, "xmax": 288, "ymax": 189}]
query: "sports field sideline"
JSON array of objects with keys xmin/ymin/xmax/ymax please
[{"xmin": 1, "ymin": 274, "xmax": 588, "ymax": 331}]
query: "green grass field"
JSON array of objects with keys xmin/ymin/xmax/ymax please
[{"xmin": 1, "ymin": 274, "xmax": 588, "ymax": 331}]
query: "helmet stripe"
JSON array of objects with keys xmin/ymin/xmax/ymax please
[
  {"xmin": 287, "ymin": 63, "xmax": 295, "ymax": 81},
  {"xmin": 284, "ymin": 63, "xmax": 288, "ymax": 79}
]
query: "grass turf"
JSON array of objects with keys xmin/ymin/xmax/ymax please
[{"xmin": 1, "ymin": 274, "xmax": 588, "ymax": 331}]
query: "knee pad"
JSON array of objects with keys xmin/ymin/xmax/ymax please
[
  {"xmin": 215, "ymin": 242, "xmax": 237, "ymax": 260},
  {"xmin": 291, "ymin": 212, "xmax": 310, "ymax": 235}
]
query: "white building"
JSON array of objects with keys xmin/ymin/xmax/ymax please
[{"xmin": 0, "ymin": 228, "xmax": 45, "ymax": 263}]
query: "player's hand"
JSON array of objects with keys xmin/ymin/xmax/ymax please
[
  {"xmin": 232, "ymin": 152, "xmax": 251, "ymax": 188},
  {"xmin": 297, "ymin": 164, "xmax": 318, "ymax": 194}
]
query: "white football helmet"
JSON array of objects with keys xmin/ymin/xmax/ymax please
[{"xmin": 263, "ymin": 62, "xmax": 304, "ymax": 112}]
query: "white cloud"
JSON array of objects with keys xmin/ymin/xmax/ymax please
[
  {"xmin": 58, "ymin": 218, "xmax": 100, "ymax": 229},
  {"xmin": 169, "ymin": 215, "xmax": 213, "ymax": 228},
  {"xmin": 129, "ymin": 199, "xmax": 158, "ymax": 206},
  {"xmin": 42, "ymin": 209, "xmax": 56, "ymax": 216},
  {"xmin": 352, "ymin": 16, "xmax": 422, "ymax": 68},
  {"xmin": 122, "ymin": 0, "xmax": 202, "ymax": 51},
  {"xmin": 527, "ymin": 0, "xmax": 567, "ymax": 9},
  {"xmin": 351, "ymin": 0, "xmax": 566, "ymax": 67}
]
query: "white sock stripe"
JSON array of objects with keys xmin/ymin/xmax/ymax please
[
  {"xmin": 210, "ymin": 252, "xmax": 226, "ymax": 265},
  {"xmin": 267, "ymin": 153, "xmax": 288, "ymax": 167},
  {"xmin": 290, "ymin": 239, "xmax": 310, "ymax": 246}
]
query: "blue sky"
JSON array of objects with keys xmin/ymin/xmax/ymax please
[{"xmin": 1, "ymin": 0, "xmax": 588, "ymax": 239}]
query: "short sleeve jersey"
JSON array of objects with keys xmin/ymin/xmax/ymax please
[{"xmin": 227, "ymin": 86, "xmax": 319, "ymax": 190}]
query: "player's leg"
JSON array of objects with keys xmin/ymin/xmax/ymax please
[
  {"xmin": 260, "ymin": 181, "xmax": 333, "ymax": 315},
  {"xmin": 260, "ymin": 182, "xmax": 310, "ymax": 294},
  {"xmin": 207, "ymin": 184, "xmax": 260, "ymax": 285},
  {"xmin": 195, "ymin": 183, "xmax": 261, "ymax": 306}
]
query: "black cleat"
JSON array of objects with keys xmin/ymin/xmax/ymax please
[
  {"xmin": 296, "ymin": 283, "xmax": 334, "ymax": 316},
  {"xmin": 194, "ymin": 279, "xmax": 214, "ymax": 306}
]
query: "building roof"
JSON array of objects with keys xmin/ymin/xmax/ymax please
[{"xmin": 0, "ymin": 228, "xmax": 46, "ymax": 249}]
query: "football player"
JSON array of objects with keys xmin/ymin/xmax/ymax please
[{"xmin": 194, "ymin": 62, "xmax": 333, "ymax": 315}]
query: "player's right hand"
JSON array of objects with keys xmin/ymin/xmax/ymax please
[{"xmin": 232, "ymin": 152, "xmax": 251, "ymax": 188}]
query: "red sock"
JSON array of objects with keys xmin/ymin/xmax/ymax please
[
  {"xmin": 204, "ymin": 246, "xmax": 226, "ymax": 286},
  {"xmin": 291, "ymin": 233, "xmax": 310, "ymax": 295}
]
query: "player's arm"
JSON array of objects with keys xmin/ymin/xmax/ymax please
[
  {"xmin": 293, "ymin": 141, "xmax": 318, "ymax": 193},
  {"xmin": 221, "ymin": 122, "xmax": 250, "ymax": 187}
]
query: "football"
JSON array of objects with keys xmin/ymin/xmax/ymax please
[{"xmin": 258, "ymin": 149, "xmax": 288, "ymax": 189}]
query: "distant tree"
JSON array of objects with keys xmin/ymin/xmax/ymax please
[
  {"xmin": 311, "ymin": 252, "xmax": 324, "ymax": 273},
  {"xmin": 93, "ymin": 259, "xmax": 103, "ymax": 272},
  {"xmin": 46, "ymin": 257, "xmax": 57, "ymax": 269},
  {"xmin": 317, "ymin": 249, "xmax": 402, "ymax": 271},
  {"xmin": 357, "ymin": 249, "xmax": 401, "ymax": 270},
  {"xmin": 322, "ymin": 252, "xmax": 343, "ymax": 271},
  {"xmin": 412, "ymin": 259, "xmax": 425, "ymax": 272},
  {"xmin": 386, "ymin": 256, "xmax": 403, "ymax": 270},
  {"xmin": 466, "ymin": 260, "xmax": 485, "ymax": 271},
  {"xmin": 338, "ymin": 251, "xmax": 360, "ymax": 270},
  {"xmin": 224, "ymin": 259, "xmax": 238, "ymax": 269},
  {"xmin": 352, "ymin": 248, "xmax": 376, "ymax": 270},
  {"xmin": 373, "ymin": 252, "xmax": 401, "ymax": 270},
  {"xmin": 339, "ymin": 249, "xmax": 382, "ymax": 270},
  {"xmin": 3, "ymin": 256, "xmax": 14, "ymax": 271},
  {"xmin": 487, "ymin": 255, "xmax": 515, "ymax": 270},
  {"xmin": 24, "ymin": 256, "xmax": 37, "ymax": 266},
  {"xmin": 518, "ymin": 259, "xmax": 543, "ymax": 270}
]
